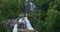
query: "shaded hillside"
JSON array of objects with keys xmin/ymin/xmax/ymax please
[{"xmin": 0, "ymin": 0, "xmax": 60, "ymax": 32}]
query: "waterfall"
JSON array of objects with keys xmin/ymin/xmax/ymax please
[
  {"xmin": 24, "ymin": 17, "xmax": 34, "ymax": 30},
  {"xmin": 29, "ymin": 2, "xmax": 36, "ymax": 11},
  {"xmin": 13, "ymin": 16, "xmax": 34, "ymax": 32},
  {"xmin": 13, "ymin": 24, "xmax": 18, "ymax": 32},
  {"xmin": 18, "ymin": 17, "xmax": 34, "ymax": 30},
  {"xmin": 12, "ymin": 1, "xmax": 36, "ymax": 32}
]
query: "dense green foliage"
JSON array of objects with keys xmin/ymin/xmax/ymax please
[
  {"xmin": 0, "ymin": 0, "xmax": 24, "ymax": 20},
  {"xmin": 36, "ymin": 0, "xmax": 60, "ymax": 32},
  {"xmin": 0, "ymin": 0, "xmax": 60, "ymax": 32}
]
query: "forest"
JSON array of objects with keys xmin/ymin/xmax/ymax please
[{"xmin": 0, "ymin": 0, "xmax": 60, "ymax": 32}]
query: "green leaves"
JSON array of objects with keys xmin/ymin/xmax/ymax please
[
  {"xmin": 36, "ymin": 0, "xmax": 60, "ymax": 32},
  {"xmin": 0, "ymin": 0, "xmax": 24, "ymax": 20}
]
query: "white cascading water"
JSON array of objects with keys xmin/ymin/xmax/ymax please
[
  {"xmin": 13, "ymin": 24, "xmax": 18, "ymax": 32},
  {"xmin": 24, "ymin": 17, "xmax": 34, "ymax": 30},
  {"xmin": 13, "ymin": 2, "xmax": 35, "ymax": 32},
  {"xmin": 13, "ymin": 17, "xmax": 34, "ymax": 32},
  {"xmin": 19, "ymin": 17, "xmax": 34, "ymax": 30},
  {"xmin": 30, "ymin": 2, "xmax": 36, "ymax": 11}
]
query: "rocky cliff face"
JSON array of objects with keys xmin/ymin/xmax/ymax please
[
  {"xmin": 1, "ymin": 13, "xmax": 38, "ymax": 32},
  {"xmin": 1, "ymin": 13, "xmax": 25, "ymax": 27}
]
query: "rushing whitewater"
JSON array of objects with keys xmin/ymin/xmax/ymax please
[
  {"xmin": 13, "ymin": 16, "xmax": 34, "ymax": 32},
  {"xmin": 13, "ymin": 24, "xmax": 18, "ymax": 32},
  {"xmin": 19, "ymin": 17, "xmax": 34, "ymax": 30},
  {"xmin": 24, "ymin": 2, "xmax": 36, "ymax": 12}
]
